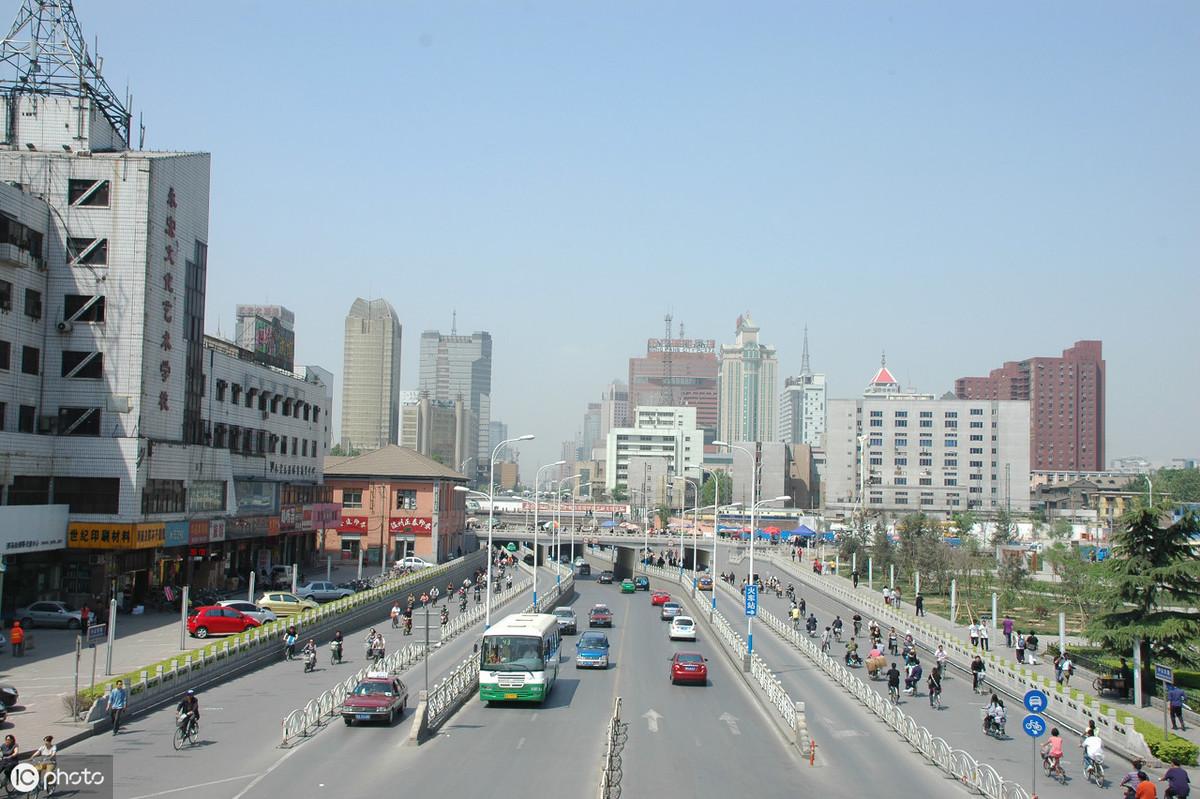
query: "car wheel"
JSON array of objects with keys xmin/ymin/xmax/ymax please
[
  {"xmin": 195, "ymin": 627, "xmax": 209, "ymax": 639},
  {"xmin": 343, "ymin": 717, "xmax": 352, "ymax": 726},
  {"xmin": 67, "ymin": 618, "xmax": 80, "ymax": 630},
  {"xmin": 389, "ymin": 708, "xmax": 397, "ymax": 725}
]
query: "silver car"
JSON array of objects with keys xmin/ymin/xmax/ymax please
[
  {"xmin": 660, "ymin": 602, "xmax": 682, "ymax": 621},
  {"xmin": 15, "ymin": 601, "xmax": 82, "ymax": 629},
  {"xmin": 296, "ymin": 581, "xmax": 354, "ymax": 602},
  {"xmin": 217, "ymin": 600, "xmax": 278, "ymax": 625}
]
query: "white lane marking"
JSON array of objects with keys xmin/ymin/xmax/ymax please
[
  {"xmin": 643, "ymin": 709, "xmax": 662, "ymax": 733},
  {"xmin": 230, "ymin": 745, "xmax": 304, "ymax": 799},
  {"xmin": 127, "ymin": 773, "xmax": 258, "ymax": 799},
  {"xmin": 516, "ymin": 737, "xmax": 526, "ymax": 749},
  {"xmin": 719, "ymin": 712, "xmax": 741, "ymax": 735},
  {"xmin": 832, "ymin": 729, "xmax": 864, "ymax": 739}
]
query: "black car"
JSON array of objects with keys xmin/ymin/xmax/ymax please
[
  {"xmin": 0, "ymin": 685, "xmax": 18, "ymax": 710},
  {"xmin": 598, "ymin": 570, "xmax": 614, "ymax": 584},
  {"xmin": 576, "ymin": 563, "xmax": 591, "ymax": 576},
  {"xmin": 634, "ymin": 576, "xmax": 650, "ymax": 591}
]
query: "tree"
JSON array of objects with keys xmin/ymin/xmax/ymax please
[
  {"xmin": 1044, "ymin": 541, "xmax": 1101, "ymax": 621},
  {"xmin": 951, "ymin": 511, "xmax": 977, "ymax": 539},
  {"xmin": 611, "ymin": 486, "xmax": 628, "ymax": 502},
  {"xmin": 1127, "ymin": 469, "xmax": 1200, "ymax": 503},
  {"xmin": 700, "ymin": 472, "xmax": 733, "ymax": 507},
  {"xmin": 655, "ymin": 504, "xmax": 672, "ymax": 531},
  {"xmin": 1086, "ymin": 509, "xmax": 1200, "ymax": 670},
  {"xmin": 1048, "ymin": 518, "xmax": 1073, "ymax": 541},
  {"xmin": 896, "ymin": 513, "xmax": 937, "ymax": 579},
  {"xmin": 871, "ymin": 526, "xmax": 895, "ymax": 580},
  {"xmin": 990, "ymin": 508, "xmax": 1016, "ymax": 548},
  {"xmin": 330, "ymin": 442, "xmax": 360, "ymax": 457}
]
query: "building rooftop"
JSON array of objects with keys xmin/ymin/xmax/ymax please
[{"xmin": 324, "ymin": 445, "xmax": 467, "ymax": 481}]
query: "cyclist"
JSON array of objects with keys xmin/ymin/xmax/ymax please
[
  {"xmin": 927, "ymin": 667, "xmax": 942, "ymax": 707},
  {"xmin": 832, "ymin": 615, "xmax": 843, "ymax": 641},
  {"xmin": 887, "ymin": 627, "xmax": 898, "ymax": 656},
  {"xmin": 798, "ymin": 597, "xmax": 806, "ymax": 617},
  {"xmin": 283, "ymin": 628, "xmax": 297, "ymax": 660},
  {"xmin": 1081, "ymin": 725, "xmax": 1105, "ymax": 778},
  {"xmin": 177, "ymin": 690, "xmax": 200, "ymax": 738},
  {"xmin": 790, "ymin": 605, "xmax": 801, "ymax": 631},
  {"xmin": 820, "ymin": 626, "xmax": 832, "ymax": 653},
  {"xmin": 1041, "ymin": 727, "xmax": 1065, "ymax": 779},
  {"xmin": 806, "ymin": 613, "xmax": 818, "ymax": 636},
  {"xmin": 1120, "ymin": 759, "xmax": 1147, "ymax": 798},
  {"xmin": 971, "ymin": 654, "xmax": 986, "ymax": 693},
  {"xmin": 934, "ymin": 643, "xmax": 948, "ymax": 680},
  {"xmin": 852, "ymin": 613, "xmax": 862, "ymax": 638},
  {"xmin": 886, "ymin": 662, "xmax": 901, "ymax": 703},
  {"xmin": 31, "ymin": 736, "xmax": 56, "ymax": 788},
  {"xmin": 1, "ymin": 734, "xmax": 17, "ymax": 786},
  {"xmin": 390, "ymin": 601, "xmax": 401, "ymax": 629},
  {"xmin": 844, "ymin": 640, "xmax": 862, "ymax": 667},
  {"xmin": 440, "ymin": 606, "xmax": 449, "ymax": 628}
]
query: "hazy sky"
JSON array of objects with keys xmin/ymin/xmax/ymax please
[{"xmin": 85, "ymin": 1, "xmax": 1198, "ymax": 471}]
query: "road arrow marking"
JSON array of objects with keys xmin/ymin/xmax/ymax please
[
  {"xmin": 719, "ymin": 712, "xmax": 741, "ymax": 735},
  {"xmin": 643, "ymin": 709, "xmax": 663, "ymax": 733}
]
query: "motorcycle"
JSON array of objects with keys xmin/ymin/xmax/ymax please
[
  {"xmin": 982, "ymin": 710, "xmax": 1006, "ymax": 739},
  {"xmin": 330, "ymin": 639, "xmax": 343, "ymax": 665},
  {"xmin": 459, "ymin": 598, "xmax": 467, "ymax": 613},
  {"xmin": 303, "ymin": 648, "xmax": 317, "ymax": 673},
  {"xmin": 403, "ymin": 618, "xmax": 412, "ymax": 636},
  {"xmin": 845, "ymin": 653, "xmax": 864, "ymax": 668}
]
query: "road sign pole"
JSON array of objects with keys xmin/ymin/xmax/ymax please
[
  {"xmin": 1164, "ymin": 677, "xmax": 1169, "ymax": 738},
  {"xmin": 1133, "ymin": 640, "xmax": 1143, "ymax": 707},
  {"xmin": 1032, "ymin": 737, "xmax": 1037, "ymax": 796},
  {"xmin": 73, "ymin": 634, "xmax": 81, "ymax": 722},
  {"xmin": 105, "ymin": 598, "xmax": 116, "ymax": 676},
  {"xmin": 248, "ymin": 571, "xmax": 256, "ymax": 603},
  {"xmin": 90, "ymin": 644, "xmax": 98, "ymax": 692},
  {"xmin": 180, "ymin": 586, "xmax": 189, "ymax": 651}
]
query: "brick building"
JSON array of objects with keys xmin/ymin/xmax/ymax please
[{"xmin": 955, "ymin": 341, "xmax": 1104, "ymax": 472}]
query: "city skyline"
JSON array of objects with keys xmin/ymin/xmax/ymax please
[{"xmin": 74, "ymin": 1, "xmax": 1199, "ymax": 471}]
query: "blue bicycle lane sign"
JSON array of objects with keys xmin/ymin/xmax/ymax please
[{"xmin": 1022, "ymin": 714, "xmax": 1047, "ymax": 738}]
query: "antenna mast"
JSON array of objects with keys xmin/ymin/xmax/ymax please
[{"xmin": 661, "ymin": 313, "xmax": 673, "ymax": 405}]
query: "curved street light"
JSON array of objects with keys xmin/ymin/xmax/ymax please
[{"xmin": 532, "ymin": 460, "xmax": 566, "ymax": 610}]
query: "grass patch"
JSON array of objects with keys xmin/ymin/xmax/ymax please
[{"xmin": 1133, "ymin": 715, "xmax": 1199, "ymax": 766}]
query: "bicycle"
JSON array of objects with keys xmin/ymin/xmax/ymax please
[
  {"xmin": 1042, "ymin": 753, "xmax": 1066, "ymax": 784},
  {"xmin": 1084, "ymin": 756, "xmax": 1105, "ymax": 788},
  {"xmin": 173, "ymin": 713, "xmax": 199, "ymax": 750},
  {"xmin": 889, "ymin": 684, "xmax": 900, "ymax": 705},
  {"xmin": 929, "ymin": 688, "xmax": 942, "ymax": 709}
]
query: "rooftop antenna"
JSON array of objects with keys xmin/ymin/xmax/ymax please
[
  {"xmin": 661, "ymin": 313, "xmax": 673, "ymax": 405},
  {"xmin": 451, "ymin": 309, "xmax": 457, "ymax": 335},
  {"xmin": 800, "ymin": 325, "xmax": 812, "ymax": 376},
  {"xmin": 0, "ymin": 0, "xmax": 133, "ymax": 146}
]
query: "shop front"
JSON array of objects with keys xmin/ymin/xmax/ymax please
[
  {"xmin": 0, "ymin": 505, "xmax": 70, "ymax": 616},
  {"xmin": 338, "ymin": 514, "xmax": 368, "ymax": 563},
  {"xmin": 389, "ymin": 516, "xmax": 431, "ymax": 562},
  {"xmin": 156, "ymin": 521, "xmax": 190, "ymax": 590},
  {"xmin": 67, "ymin": 521, "xmax": 165, "ymax": 610}
]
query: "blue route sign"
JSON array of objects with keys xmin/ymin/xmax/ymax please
[
  {"xmin": 744, "ymin": 584, "xmax": 758, "ymax": 617},
  {"xmin": 1022, "ymin": 714, "xmax": 1047, "ymax": 738},
  {"xmin": 1154, "ymin": 663, "xmax": 1174, "ymax": 684},
  {"xmin": 1023, "ymin": 689, "xmax": 1049, "ymax": 714}
]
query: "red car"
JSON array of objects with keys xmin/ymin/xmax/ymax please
[
  {"xmin": 650, "ymin": 591, "xmax": 671, "ymax": 606},
  {"xmin": 187, "ymin": 605, "xmax": 261, "ymax": 638},
  {"xmin": 669, "ymin": 652, "xmax": 708, "ymax": 685},
  {"xmin": 341, "ymin": 674, "xmax": 409, "ymax": 726}
]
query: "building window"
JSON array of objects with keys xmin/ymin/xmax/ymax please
[
  {"xmin": 301, "ymin": 439, "xmax": 308, "ymax": 457},
  {"xmin": 8, "ymin": 475, "xmax": 49, "ymax": 504},
  {"xmin": 68, "ymin": 178, "xmax": 110, "ymax": 207},
  {"xmin": 944, "ymin": 420, "xmax": 957, "ymax": 429},
  {"xmin": 868, "ymin": 437, "xmax": 883, "ymax": 447},
  {"xmin": 895, "ymin": 419, "xmax": 908, "ymax": 428},
  {"xmin": 67, "ymin": 237, "xmax": 108, "ymax": 266},
  {"xmin": 395, "ymin": 490, "xmax": 418, "ymax": 510},
  {"xmin": 919, "ymin": 411, "xmax": 932, "ymax": 418},
  {"xmin": 313, "ymin": 406, "xmax": 320, "ymax": 424},
  {"xmin": 231, "ymin": 384, "xmax": 242, "ymax": 404},
  {"xmin": 0, "ymin": 340, "xmax": 9, "ymax": 371},
  {"xmin": 944, "ymin": 439, "xmax": 957, "ymax": 448},
  {"xmin": 919, "ymin": 457, "xmax": 932, "ymax": 466},
  {"xmin": 343, "ymin": 490, "xmax": 363, "ymax": 509},
  {"xmin": 869, "ymin": 457, "xmax": 882, "ymax": 466},
  {"xmin": 919, "ymin": 419, "xmax": 932, "ymax": 428},
  {"xmin": 944, "ymin": 478, "xmax": 958, "ymax": 486},
  {"xmin": 61, "ymin": 351, "xmax": 103, "ymax": 379},
  {"xmin": 213, "ymin": 424, "xmax": 227, "ymax": 448},
  {"xmin": 970, "ymin": 434, "xmax": 983, "ymax": 441},
  {"xmin": 970, "ymin": 421, "xmax": 983, "ymax": 428},
  {"xmin": 63, "ymin": 294, "xmax": 106, "ymax": 322},
  {"xmin": 894, "ymin": 457, "xmax": 908, "ymax": 466},
  {"xmin": 894, "ymin": 411, "xmax": 908, "ymax": 418},
  {"xmin": 279, "ymin": 435, "xmax": 287, "ymax": 455},
  {"xmin": 18, "ymin": 404, "xmax": 35, "ymax": 433},
  {"xmin": 141, "ymin": 479, "xmax": 187, "ymax": 514},
  {"xmin": 945, "ymin": 411, "xmax": 958, "ymax": 418},
  {"xmin": 58, "ymin": 476, "xmax": 121, "ymax": 514},
  {"xmin": 896, "ymin": 497, "xmax": 908, "ymax": 505},
  {"xmin": 895, "ymin": 438, "xmax": 908, "ymax": 448},
  {"xmin": 919, "ymin": 477, "xmax": 932, "ymax": 486},
  {"xmin": 0, "ymin": 279, "xmax": 10, "ymax": 310},
  {"xmin": 21, "ymin": 345, "xmax": 39, "ymax": 375},
  {"xmin": 869, "ymin": 410, "xmax": 883, "ymax": 417},
  {"xmin": 970, "ymin": 408, "xmax": 983, "ymax": 415},
  {"xmin": 292, "ymin": 436, "xmax": 298, "ymax": 455},
  {"xmin": 944, "ymin": 459, "xmax": 958, "ymax": 467},
  {"xmin": 869, "ymin": 419, "xmax": 882, "ymax": 428},
  {"xmin": 0, "ymin": 218, "xmax": 43, "ymax": 265},
  {"xmin": 23, "ymin": 288, "xmax": 41, "ymax": 320},
  {"xmin": 58, "ymin": 407, "xmax": 101, "ymax": 436},
  {"xmin": 215, "ymin": 380, "xmax": 226, "ymax": 402},
  {"xmin": 969, "ymin": 447, "xmax": 983, "ymax": 454},
  {"xmin": 894, "ymin": 477, "xmax": 907, "ymax": 486}
]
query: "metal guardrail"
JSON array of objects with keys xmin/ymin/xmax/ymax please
[
  {"xmin": 598, "ymin": 696, "xmax": 627, "ymax": 799},
  {"xmin": 279, "ymin": 573, "xmax": 534, "ymax": 746}
]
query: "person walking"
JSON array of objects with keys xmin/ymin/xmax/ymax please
[
  {"xmin": 80, "ymin": 604, "xmax": 91, "ymax": 635},
  {"xmin": 915, "ymin": 593, "xmax": 924, "ymax": 616},
  {"xmin": 1168, "ymin": 684, "xmax": 1188, "ymax": 731},
  {"xmin": 1002, "ymin": 615, "xmax": 1014, "ymax": 648},
  {"xmin": 968, "ymin": 621, "xmax": 979, "ymax": 648},
  {"xmin": 1060, "ymin": 652, "xmax": 1074, "ymax": 687},
  {"xmin": 9, "ymin": 621, "xmax": 24, "ymax": 657},
  {"xmin": 979, "ymin": 619, "xmax": 990, "ymax": 652},
  {"xmin": 851, "ymin": 569, "xmax": 860, "ymax": 589},
  {"xmin": 106, "ymin": 679, "xmax": 128, "ymax": 734},
  {"xmin": 1016, "ymin": 632, "xmax": 1027, "ymax": 664}
]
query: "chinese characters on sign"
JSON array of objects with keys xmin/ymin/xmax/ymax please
[
  {"xmin": 389, "ymin": 517, "xmax": 433, "ymax": 534},
  {"xmin": 159, "ymin": 186, "xmax": 178, "ymax": 414},
  {"xmin": 67, "ymin": 523, "xmax": 165, "ymax": 550},
  {"xmin": 338, "ymin": 515, "xmax": 368, "ymax": 533}
]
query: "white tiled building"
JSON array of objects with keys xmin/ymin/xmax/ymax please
[{"xmin": 604, "ymin": 406, "xmax": 702, "ymax": 497}]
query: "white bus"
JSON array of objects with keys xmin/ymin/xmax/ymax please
[{"xmin": 478, "ymin": 613, "xmax": 561, "ymax": 703}]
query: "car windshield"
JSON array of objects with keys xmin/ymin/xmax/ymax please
[
  {"xmin": 664, "ymin": 603, "xmax": 680, "ymax": 610},
  {"xmin": 676, "ymin": 653, "xmax": 703, "ymax": 663},
  {"xmin": 352, "ymin": 681, "xmax": 394, "ymax": 696},
  {"xmin": 674, "ymin": 618, "xmax": 693, "ymax": 626},
  {"xmin": 591, "ymin": 606, "xmax": 610, "ymax": 615},
  {"xmin": 553, "ymin": 609, "xmax": 573, "ymax": 618},
  {"xmin": 579, "ymin": 634, "xmax": 608, "ymax": 648},
  {"xmin": 481, "ymin": 635, "xmax": 545, "ymax": 672}
]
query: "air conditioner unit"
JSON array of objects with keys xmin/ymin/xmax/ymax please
[{"xmin": 56, "ymin": 320, "xmax": 72, "ymax": 333}]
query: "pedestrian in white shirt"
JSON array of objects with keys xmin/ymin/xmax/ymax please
[
  {"xmin": 979, "ymin": 619, "xmax": 990, "ymax": 651},
  {"xmin": 968, "ymin": 622, "xmax": 980, "ymax": 648}
]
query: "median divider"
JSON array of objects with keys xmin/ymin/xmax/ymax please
[
  {"xmin": 597, "ymin": 696, "xmax": 626, "ymax": 799},
  {"xmin": 280, "ymin": 570, "xmax": 535, "ymax": 747},
  {"xmin": 407, "ymin": 572, "xmax": 576, "ymax": 745}
]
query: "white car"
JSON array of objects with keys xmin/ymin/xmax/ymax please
[
  {"xmin": 395, "ymin": 556, "xmax": 432, "ymax": 570},
  {"xmin": 669, "ymin": 616, "xmax": 697, "ymax": 641},
  {"xmin": 217, "ymin": 600, "xmax": 278, "ymax": 625}
]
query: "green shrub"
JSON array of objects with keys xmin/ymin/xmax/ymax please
[{"xmin": 1133, "ymin": 716, "xmax": 1199, "ymax": 766}]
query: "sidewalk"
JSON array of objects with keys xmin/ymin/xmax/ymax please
[
  {"xmin": 0, "ymin": 558, "xmax": 385, "ymax": 747},
  {"xmin": 756, "ymin": 545, "xmax": 1200, "ymax": 750}
]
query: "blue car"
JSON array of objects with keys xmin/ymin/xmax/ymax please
[{"xmin": 575, "ymin": 631, "xmax": 611, "ymax": 669}]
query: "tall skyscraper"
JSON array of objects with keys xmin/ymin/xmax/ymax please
[
  {"xmin": 955, "ymin": 340, "xmax": 1105, "ymax": 472},
  {"xmin": 600, "ymin": 379, "xmax": 630, "ymax": 439},
  {"xmin": 628, "ymin": 337, "xmax": 719, "ymax": 441},
  {"xmin": 779, "ymin": 327, "xmax": 827, "ymax": 447},
  {"xmin": 340, "ymin": 298, "xmax": 402, "ymax": 451},
  {"xmin": 418, "ymin": 329, "xmax": 492, "ymax": 466},
  {"xmin": 718, "ymin": 314, "xmax": 779, "ymax": 444}
]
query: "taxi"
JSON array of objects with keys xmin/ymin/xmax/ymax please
[
  {"xmin": 620, "ymin": 579, "xmax": 636, "ymax": 594},
  {"xmin": 341, "ymin": 673, "xmax": 409, "ymax": 726}
]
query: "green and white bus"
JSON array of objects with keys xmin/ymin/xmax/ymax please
[{"xmin": 479, "ymin": 613, "xmax": 561, "ymax": 703}]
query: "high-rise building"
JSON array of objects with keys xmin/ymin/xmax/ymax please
[
  {"xmin": 341, "ymin": 298, "xmax": 402, "ymax": 451},
  {"xmin": 955, "ymin": 341, "xmax": 1105, "ymax": 472},
  {"xmin": 600, "ymin": 379, "xmax": 630, "ymax": 439},
  {"xmin": 418, "ymin": 329, "xmax": 492, "ymax": 467},
  {"xmin": 718, "ymin": 314, "xmax": 778, "ymax": 444},
  {"xmin": 604, "ymin": 406, "xmax": 702, "ymax": 500},
  {"xmin": 779, "ymin": 327, "xmax": 827, "ymax": 447},
  {"xmin": 824, "ymin": 361, "xmax": 1031, "ymax": 519},
  {"xmin": 581, "ymin": 402, "xmax": 602, "ymax": 459},
  {"xmin": 487, "ymin": 421, "xmax": 513, "ymax": 463},
  {"xmin": 399, "ymin": 395, "xmax": 476, "ymax": 471},
  {"xmin": 628, "ymin": 339, "xmax": 718, "ymax": 440},
  {"xmin": 234, "ymin": 304, "xmax": 295, "ymax": 372}
]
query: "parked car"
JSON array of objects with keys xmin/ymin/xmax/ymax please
[
  {"xmin": 217, "ymin": 600, "xmax": 278, "ymax": 625},
  {"xmin": 575, "ymin": 632, "xmax": 611, "ymax": 669},
  {"xmin": 296, "ymin": 581, "xmax": 355, "ymax": 602},
  {"xmin": 268, "ymin": 565, "xmax": 295, "ymax": 589},
  {"xmin": 187, "ymin": 605, "xmax": 261, "ymax": 638},
  {"xmin": 256, "ymin": 592, "xmax": 319, "ymax": 617},
  {"xmin": 553, "ymin": 607, "xmax": 578, "ymax": 635},
  {"xmin": 598, "ymin": 571, "xmax": 614, "ymax": 585},
  {"xmin": 15, "ymin": 601, "xmax": 82, "ymax": 629},
  {"xmin": 395, "ymin": 556, "xmax": 432, "ymax": 570},
  {"xmin": 0, "ymin": 685, "xmax": 19, "ymax": 709},
  {"xmin": 669, "ymin": 652, "xmax": 708, "ymax": 685},
  {"xmin": 341, "ymin": 673, "xmax": 409, "ymax": 726}
]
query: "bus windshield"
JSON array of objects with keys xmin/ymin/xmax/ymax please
[{"xmin": 481, "ymin": 635, "xmax": 544, "ymax": 672}]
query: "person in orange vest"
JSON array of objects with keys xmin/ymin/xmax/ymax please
[{"xmin": 9, "ymin": 621, "xmax": 25, "ymax": 657}]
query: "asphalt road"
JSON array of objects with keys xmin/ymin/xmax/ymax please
[
  {"xmin": 714, "ymin": 544, "xmax": 1122, "ymax": 796},
  {"xmin": 63, "ymin": 562, "xmax": 543, "ymax": 799}
]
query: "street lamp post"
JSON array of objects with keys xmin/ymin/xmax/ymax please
[
  {"xmin": 689, "ymin": 463, "xmax": 725, "ymax": 614},
  {"xmin": 680, "ymin": 477, "xmax": 699, "ymax": 581},
  {"xmin": 572, "ymin": 481, "xmax": 591, "ymax": 570},
  {"xmin": 558, "ymin": 474, "xmax": 584, "ymax": 579},
  {"xmin": 533, "ymin": 461, "xmax": 565, "ymax": 611},
  {"xmin": 485, "ymin": 435, "xmax": 534, "ymax": 627}
]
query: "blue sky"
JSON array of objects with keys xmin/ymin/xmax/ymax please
[{"xmin": 84, "ymin": 1, "xmax": 1198, "ymax": 470}]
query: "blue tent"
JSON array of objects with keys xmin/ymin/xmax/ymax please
[
  {"xmin": 717, "ymin": 524, "xmax": 742, "ymax": 532},
  {"xmin": 819, "ymin": 532, "xmax": 836, "ymax": 542},
  {"xmin": 793, "ymin": 525, "xmax": 817, "ymax": 538},
  {"xmin": 754, "ymin": 529, "xmax": 772, "ymax": 540}
]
